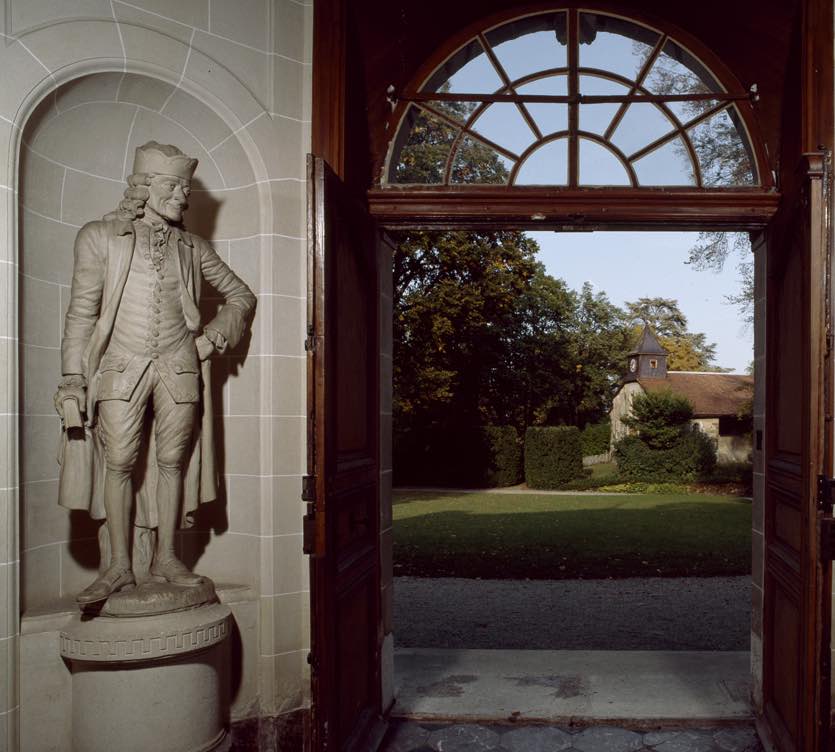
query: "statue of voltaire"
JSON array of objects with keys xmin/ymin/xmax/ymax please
[{"xmin": 54, "ymin": 141, "xmax": 256, "ymax": 607}]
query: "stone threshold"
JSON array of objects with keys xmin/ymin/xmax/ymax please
[{"xmin": 393, "ymin": 649, "xmax": 753, "ymax": 725}]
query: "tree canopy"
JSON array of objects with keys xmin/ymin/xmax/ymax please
[{"xmin": 624, "ymin": 296, "xmax": 720, "ymax": 371}]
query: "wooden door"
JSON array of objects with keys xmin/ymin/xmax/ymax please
[
  {"xmin": 761, "ymin": 150, "xmax": 832, "ymax": 751},
  {"xmin": 306, "ymin": 154, "xmax": 385, "ymax": 752}
]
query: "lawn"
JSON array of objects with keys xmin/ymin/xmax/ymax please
[{"xmin": 393, "ymin": 490, "xmax": 751, "ymax": 579}]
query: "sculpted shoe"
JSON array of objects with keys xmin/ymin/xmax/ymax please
[
  {"xmin": 76, "ymin": 564, "xmax": 136, "ymax": 605},
  {"xmin": 150, "ymin": 556, "xmax": 205, "ymax": 587}
]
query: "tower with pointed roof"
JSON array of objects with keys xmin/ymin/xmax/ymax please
[{"xmin": 624, "ymin": 324, "xmax": 667, "ymax": 382}]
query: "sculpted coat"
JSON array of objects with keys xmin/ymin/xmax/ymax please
[{"xmin": 58, "ymin": 217, "xmax": 255, "ymax": 529}]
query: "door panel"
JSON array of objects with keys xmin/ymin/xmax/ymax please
[
  {"xmin": 761, "ymin": 152, "xmax": 831, "ymax": 752},
  {"xmin": 307, "ymin": 154, "xmax": 384, "ymax": 752}
]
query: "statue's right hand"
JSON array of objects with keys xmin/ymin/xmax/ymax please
[{"xmin": 54, "ymin": 376, "xmax": 87, "ymax": 423}]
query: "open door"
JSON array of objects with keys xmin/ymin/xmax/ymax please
[
  {"xmin": 306, "ymin": 154, "xmax": 385, "ymax": 752},
  {"xmin": 759, "ymin": 2, "xmax": 833, "ymax": 750},
  {"xmin": 761, "ymin": 151, "xmax": 833, "ymax": 752}
]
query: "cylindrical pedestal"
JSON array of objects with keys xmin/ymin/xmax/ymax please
[{"xmin": 60, "ymin": 603, "xmax": 232, "ymax": 752}]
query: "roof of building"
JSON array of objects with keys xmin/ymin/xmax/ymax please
[
  {"xmin": 629, "ymin": 324, "xmax": 667, "ymax": 356},
  {"xmin": 639, "ymin": 371, "xmax": 754, "ymax": 418}
]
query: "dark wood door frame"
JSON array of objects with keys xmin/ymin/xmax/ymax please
[{"xmin": 309, "ymin": 2, "xmax": 834, "ymax": 752}]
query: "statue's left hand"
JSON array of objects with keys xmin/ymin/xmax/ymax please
[
  {"xmin": 54, "ymin": 376, "xmax": 87, "ymax": 423},
  {"xmin": 195, "ymin": 334, "xmax": 215, "ymax": 361}
]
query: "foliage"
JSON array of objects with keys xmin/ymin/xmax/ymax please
[
  {"xmin": 614, "ymin": 428, "xmax": 717, "ymax": 481},
  {"xmin": 393, "ymin": 424, "xmax": 521, "ymax": 488},
  {"xmin": 580, "ymin": 421, "xmax": 611, "ymax": 456},
  {"xmin": 483, "ymin": 426, "xmax": 523, "ymax": 488},
  {"xmin": 393, "ymin": 489, "xmax": 752, "ymax": 579},
  {"xmin": 643, "ymin": 47, "xmax": 756, "ymax": 324},
  {"xmin": 524, "ymin": 426, "xmax": 584, "ymax": 489},
  {"xmin": 622, "ymin": 390, "xmax": 694, "ymax": 450},
  {"xmin": 624, "ymin": 297, "xmax": 719, "ymax": 371},
  {"xmin": 596, "ymin": 482, "xmax": 691, "ymax": 494}
]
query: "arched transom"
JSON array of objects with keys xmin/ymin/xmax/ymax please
[{"xmin": 386, "ymin": 10, "xmax": 761, "ymax": 189}]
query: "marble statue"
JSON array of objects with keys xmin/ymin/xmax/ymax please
[{"xmin": 54, "ymin": 141, "xmax": 256, "ymax": 610}]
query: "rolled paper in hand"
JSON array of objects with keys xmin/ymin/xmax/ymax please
[{"xmin": 62, "ymin": 397, "xmax": 83, "ymax": 429}]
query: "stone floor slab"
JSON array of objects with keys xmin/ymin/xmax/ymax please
[
  {"xmin": 652, "ymin": 730, "xmax": 717, "ymax": 752},
  {"xmin": 427, "ymin": 724, "xmax": 501, "ymax": 752},
  {"xmin": 501, "ymin": 726, "xmax": 574, "ymax": 752},
  {"xmin": 573, "ymin": 727, "xmax": 644, "ymax": 752}
]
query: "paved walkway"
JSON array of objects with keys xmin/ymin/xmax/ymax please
[
  {"xmin": 381, "ymin": 721, "xmax": 762, "ymax": 752},
  {"xmin": 395, "ymin": 577, "xmax": 751, "ymax": 651}
]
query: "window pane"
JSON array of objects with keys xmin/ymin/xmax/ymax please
[
  {"xmin": 514, "ymin": 138, "xmax": 568, "ymax": 185},
  {"xmin": 578, "ymin": 13, "xmax": 660, "ymax": 82},
  {"xmin": 485, "ymin": 12, "xmax": 568, "ymax": 82},
  {"xmin": 580, "ymin": 104, "xmax": 620, "ymax": 135},
  {"xmin": 517, "ymin": 76, "xmax": 568, "ymax": 135},
  {"xmin": 579, "ymin": 76, "xmax": 629, "ymax": 135},
  {"xmin": 580, "ymin": 74, "xmax": 630, "ymax": 95},
  {"xmin": 425, "ymin": 100, "xmax": 478, "ymax": 126},
  {"xmin": 391, "ymin": 106, "xmax": 459, "ymax": 184},
  {"xmin": 471, "ymin": 102, "xmax": 538, "ymax": 156},
  {"xmin": 662, "ymin": 98, "xmax": 721, "ymax": 126},
  {"xmin": 644, "ymin": 39, "xmax": 723, "ymax": 96},
  {"xmin": 516, "ymin": 75, "xmax": 568, "ymax": 96},
  {"xmin": 687, "ymin": 106, "xmax": 756, "ymax": 186},
  {"xmin": 450, "ymin": 135, "xmax": 513, "ymax": 184},
  {"xmin": 422, "ymin": 39, "xmax": 503, "ymax": 94},
  {"xmin": 632, "ymin": 137, "xmax": 696, "ymax": 186},
  {"xmin": 610, "ymin": 102, "xmax": 677, "ymax": 156},
  {"xmin": 579, "ymin": 138, "xmax": 631, "ymax": 185}
]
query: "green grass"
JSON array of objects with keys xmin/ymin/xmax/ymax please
[{"xmin": 394, "ymin": 490, "xmax": 751, "ymax": 580}]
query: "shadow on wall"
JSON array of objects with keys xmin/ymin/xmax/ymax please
[{"xmin": 18, "ymin": 71, "xmax": 259, "ymax": 610}]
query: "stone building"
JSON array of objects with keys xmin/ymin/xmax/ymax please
[{"xmin": 610, "ymin": 326, "xmax": 753, "ymax": 463}]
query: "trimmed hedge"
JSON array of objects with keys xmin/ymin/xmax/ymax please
[
  {"xmin": 524, "ymin": 426, "xmax": 584, "ymax": 489},
  {"xmin": 581, "ymin": 421, "xmax": 611, "ymax": 456},
  {"xmin": 393, "ymin": 423, "xmax": 522, "ymax": 488},
  {"xmin": 483, "ymin": 425, "xmax": 523, "ymax": 488},
  {"xmin": 614, "ymin": 426, "xmax": 716, "ymax": 482}
]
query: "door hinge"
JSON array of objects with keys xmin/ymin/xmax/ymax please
[
  {"xmin": 817, "ymin": 474, "xmax": 835, "ymax": 512},
  {"xmin": 302, "ymin": 474, "xmax": 316, "ymax": 502},
  {"xmin": 307, "ymin": 651, "xmax": 318, "ymax": 674},
  {"xmin": 304, "ymin": 334, "xmax": 316, "ymax": 352},
  {"xmin": 303, "ymin": 504, "xmax": 316, "ymax": 555}
]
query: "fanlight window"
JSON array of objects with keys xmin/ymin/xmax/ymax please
[{"xmin": 387, "ymin": 11, "xmax": 760, "ymax": 188}]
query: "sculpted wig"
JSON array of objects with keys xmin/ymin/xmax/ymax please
[
  {"xmin": 104, "ymin": 173, "xmax": 153, "ymax": 222},
  {"xmin": 103, "ymin": 142, "xmax": 197, "ymax": 223}
]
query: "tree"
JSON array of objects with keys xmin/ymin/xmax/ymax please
[
  {"xmin": 624, "ymin": 297, "xmax": 720, "ymax": 370},
  {"xmin": 639, "ymin": 45, "xmax": 755, "ymax": 324},
  {"xmin": 622, "ymin": 390, "xmax": 693, "ymax": 449}
]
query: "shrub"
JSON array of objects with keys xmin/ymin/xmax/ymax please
[
  {"xmin": 524, "ymin": 426, "xmax": 584, "ymax": 489},
  {"xmin": 393, "ymin": 423, "xmax": 522, "ymax": 487},
  {"xmin": 614, "ymin": 425, "xmax": 716, "ymax": 481},
  {"xmin": 483, "ymin": 425, "xmax": 523, "ymax": 487},
  {"xmin": 581, "ymin": 421, "xmax": 611, "ymax": 456},
  {"xmin": 623, "ymin": 390, "xmax": 693, "ymax": 449}
]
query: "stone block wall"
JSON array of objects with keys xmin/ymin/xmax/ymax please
[{"xmin": 0, "ymin": 1, "xmax": 313, "ymax": 749}]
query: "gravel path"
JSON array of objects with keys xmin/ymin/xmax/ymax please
[{"xmin": 394, "ymin": 576, "xmax": 751, "ymax": 651}]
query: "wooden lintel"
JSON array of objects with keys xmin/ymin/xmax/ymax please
[{"xmin": 366, "ymin": 187, "xmax": 781, "ymax": 231}]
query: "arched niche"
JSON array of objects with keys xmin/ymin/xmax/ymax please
[{"xmin": 18, "ymin": 71, "xmax": 264, "ymax": 611}]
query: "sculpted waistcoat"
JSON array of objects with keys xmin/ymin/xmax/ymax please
[{"xmin": 98, "ymin": 220, "xmax": 200, "ymax": 405}]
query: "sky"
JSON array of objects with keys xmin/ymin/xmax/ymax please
[
  {"xmin": 420, "ymin": 17, "xmax": 756, "ymax": 373},
  {"xmin": 527, "ymin": 230, "xmax": 753, "ymax": 373}
]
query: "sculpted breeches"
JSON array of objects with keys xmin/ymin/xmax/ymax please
[{"xmin": 98, "ymin": 363, "xmax": 197, "ymax": 471}]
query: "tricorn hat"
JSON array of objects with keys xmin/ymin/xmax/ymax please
[{"xmin": 132, "ymin": 141, "xmax": 198, "ymax": 180}]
